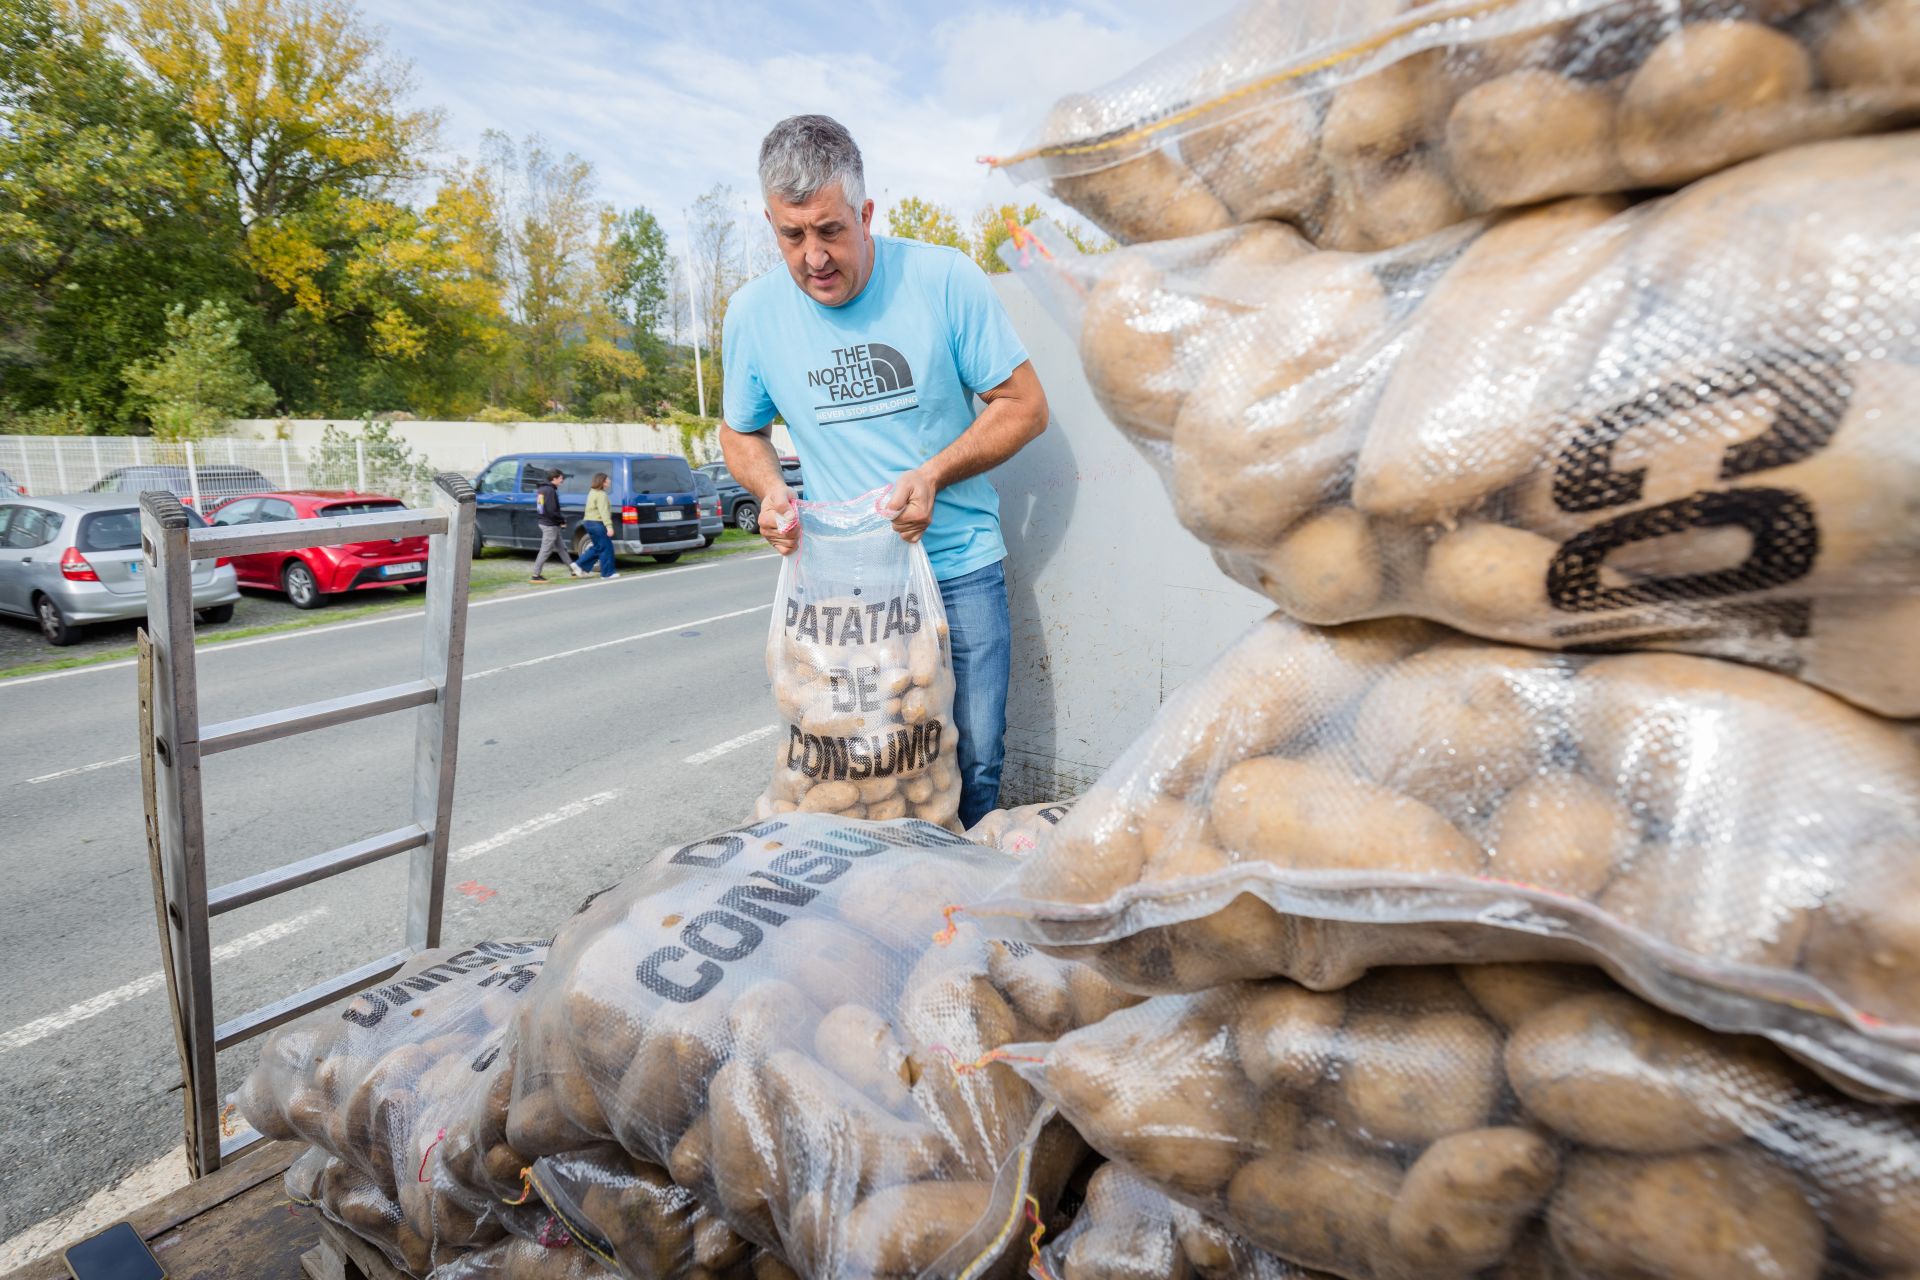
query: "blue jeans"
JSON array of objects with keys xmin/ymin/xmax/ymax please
[
  {"xmin": 938, "ymin": 559, "xmax": 1011, "ymax": 829},
  {"xmin": 574, "ymin": 520, "xmax": 616, "ymax": 577}
]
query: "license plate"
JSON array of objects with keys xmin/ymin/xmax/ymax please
[
  {"xmin": 127, "ymin": 561, "xmax": 141, "ymax": 575},
  {"xmin": 657, "ymin": 509, "xmax": 685, "ymax": 521},
  {"xmin": 382, "ymin": 562, "xmax": 423, "ymax": 576}
]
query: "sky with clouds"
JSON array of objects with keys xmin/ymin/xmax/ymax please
[{"xmin": 358, "ymin": 0, "xmax": 1239, "ymax": 251}]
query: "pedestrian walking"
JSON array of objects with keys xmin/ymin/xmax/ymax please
[
  {"xmin": 573, "ymin": 472, "xmax": 618, "ymax": 579},
  {"xmin": 530, "ymin": 468, "xmax": 574, "ymax": 582}
]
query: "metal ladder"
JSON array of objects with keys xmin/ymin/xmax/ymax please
[{"xmin": 137, "ymin": 473, "xmax": 477, "ymax": 1176}]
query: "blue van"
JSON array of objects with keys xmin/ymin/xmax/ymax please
[{"xmin": 472, "ymin": 452, "xmax": 704, "ymax": 563}]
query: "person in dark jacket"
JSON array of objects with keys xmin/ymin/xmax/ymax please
[{"xmin": 530, "ymin": 468, "xmax": 576, "ymax": 582}]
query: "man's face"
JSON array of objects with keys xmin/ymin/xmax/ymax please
[{"xmin": 766, "ymin": 182, "xmax": 875, "ymax": 307}]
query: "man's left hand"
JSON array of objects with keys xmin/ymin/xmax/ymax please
[{"xmin": 885, "ymin": 469, "xmax": 937, "ymax": 544}]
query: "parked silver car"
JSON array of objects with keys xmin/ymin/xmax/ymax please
[{"xmin": 0, "ymin": 493, "xmax": 240, "ymax": 645}]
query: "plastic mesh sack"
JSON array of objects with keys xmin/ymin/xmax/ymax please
[
  {"xmin": 287, "ymin": 1146, "xmax": 444, "ymax": 1276},
  {"xmin": 1040, "ymin": 1163, "xmax": 1326, "ymax": 1280},
  {"xmin": 238, "ymin": 941, "xmax": 550, "ymax": 1266},
  {"xmin": 966, "ymin": 611, "xmax": 1920, "ymax": 1100},
  {"xmin": 756, "ymin": 491, "xmax": 961, "ymax": 829},
  {"xmin": 1013, "ymin": 133, "xmax": 1920, "ymax": 717},
  {"xmin": 429, "ymin": 1233, "xmax": 610, "ymax": 1280},
  {"xmin": 965, "ymin": 800, "xmax": 1075, "ymax": 858},
  {"xmin": 993, "ymin": 0, "xmax": 1920, "ymax": 251},
  {"xmin": 1017, "ymin": 963, "xmax": 1920, "ymax": 1280},
  {"xmin": 455, "ymin": 815, "xmax": 1122, "ymax": 1279}
]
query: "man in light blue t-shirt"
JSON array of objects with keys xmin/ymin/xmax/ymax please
[{"xmin": 719, "ymin": 114, "xmax": 1050, "ymax": 827}]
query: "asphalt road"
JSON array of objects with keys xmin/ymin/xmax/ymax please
[{"xmin": 0, "ymin": 547, "xmax": 786, "ymax": 1243}]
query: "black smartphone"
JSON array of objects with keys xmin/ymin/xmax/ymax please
[{"xmin": 63, "ymin": 1221, "xmax": 164, "ymax": 1280}]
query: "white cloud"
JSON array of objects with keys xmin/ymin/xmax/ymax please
[{"xmin": 361, "ymin": 0, "xmax": 1241, "ymax": 246}]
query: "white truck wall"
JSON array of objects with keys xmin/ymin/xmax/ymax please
[{"xmin": 988, "ymin": 276, "xmax": 1269, "ymax": 806}]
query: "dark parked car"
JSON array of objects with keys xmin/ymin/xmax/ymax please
[
  {"xmin": 89, "ymin": 464, "xmax": 273, "ymax": 506},
  {"xmin": 697, "ymin": 458, "xmax": 805, "ymax": 532},
  {"xmin": 472, "ymin": 452, "xmax": 703, "ymax": 564},
  {"xmin": 692, "ymin": 471, "xmax": 724, "ymax": 547}
]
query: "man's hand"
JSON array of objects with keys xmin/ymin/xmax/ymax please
[
  {"xmin": 758, "ymin": 483, "xmax": 800, "ymax": 555},
  {"xmin": 885, "ymin": 469, "xmax": 937, "ymax": 544}
]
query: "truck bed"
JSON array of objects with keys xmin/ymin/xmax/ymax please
[{"xmin": 1, "ymin": 1142, "xmax": 350, "ymax": 1280}]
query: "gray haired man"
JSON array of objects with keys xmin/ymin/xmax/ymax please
[{"xmin": 718, "ymin": 114, "xmax": 1049, "ymax": 826}]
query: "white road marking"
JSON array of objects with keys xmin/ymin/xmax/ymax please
[
  {"xmin": 0, "ymin": 907, "xmax": 327, "ymax": 1055},
  {"xmin": 683, "ymin": 723, "xmax": 781, "ymax": 766},
  {"xmin": 0, "ymin": 1143, "xmax": 188, "ymax": 1271},
  {"xmin": 0, "ymin": 552, "xmax": 779, "ymax": 689},
  {"xmin": 465, "ymin": 603, "xmax": 770, "ymax": 681},
  {"xmin": 26, "ymin": 753, "xmax": 138, "ymax": 784},
  {"xmin": 452, "ymin": 790, "xmax": 621, "ymax": 864}
]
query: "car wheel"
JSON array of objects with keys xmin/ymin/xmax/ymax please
[
  {"xmin": 571, "ymin": 529, "xmax": 591, "ymax": 558},
  {"xmin": 35, "ymin": 594, "xmax": 78, "ymax": 645},
  {"xmin": 734, "ymin": 500, "xmax": 759, "ymax": 532},
  {"xmin": 283, "ymin": 560, "xmax": 323, "ymax": 609},
  {"xmin": 404, "ymin": 582, "xmax": 426, "ymax": 594},
  {"xmin": 702, "ymin": 536, "xmax": 717, "ymax": 548},
  {"xmin": 472, "ymin": 525, "xmax": 485, "ymax": 558},
  {"xmin": 196, "ymin": 603, "xmax": 236, "ymax": 624},
  {"xmin": 651, "ymin": 552, "xmax": 682, "ymax": 564}
]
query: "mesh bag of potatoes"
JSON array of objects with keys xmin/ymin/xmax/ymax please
[
  {"xmin": 964, "ymin": 800, "xmax": 1075, "ymax": 857},
  {"xmin": 1017, "ymin": 963, "xmax": 1920, "ymax": 1280},
  {"xmin": 755, "ymin": 490, "xmax": 962, "ymax": 830},
  {"xmin": 236, "ymin": 941, "xmax": 551, "ymax": 1269},
  {"xmin": 1016, "ymin": 131, "xmax": 1920, "ymax": 716},
  {"xmin": 966, "ymin": 612, "xmax": 1920, "ymax": 1100},
  {"xmin": 994, "ymin": 0, "xmax": 1920, "ymax": 252},
  {"xmin": 285, "ymin": 1145, "xmax": 456, "ymax": 1277},
  {"xmin": 429, "ymin": 1233, "xmax": 611, "ymax": 1280},
  {"xmin": 449, "ymin": 814, "xmax": 1125, "ymax": 1279},
  {"xmin": 1041, "ymin": 1162, "xmax": 1327, "ymax": 1280}
]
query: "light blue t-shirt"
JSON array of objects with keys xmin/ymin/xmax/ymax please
[{"xmin": 722, "ymin": 235, "xmax": 1029, "ymax": 581}]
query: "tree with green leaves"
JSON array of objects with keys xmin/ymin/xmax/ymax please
[
  {"xmin": 307, "ymin": 418, "xmax": 435, "ymax": 498},
  {"xmin": 122, "ymin": 300, "xmax": 274, "ymax": 438},
  {"xmin": 886, "ymin": 197, "xmax": 966, "ymax": 251}
]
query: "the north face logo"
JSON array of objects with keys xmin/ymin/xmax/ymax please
[{"xmin": 808, "ymin": 342, "xmax": 920, "ymax": 424}]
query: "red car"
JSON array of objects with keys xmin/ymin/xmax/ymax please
[{"xmin": 204, "ymin": 490, "xmax": 429, "ymax": 609}]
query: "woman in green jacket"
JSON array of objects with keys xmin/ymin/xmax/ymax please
[{"xmin": 573, "ymin": 471, "xmax": 618, "ymax": 579}]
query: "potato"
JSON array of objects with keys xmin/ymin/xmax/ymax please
[
  {"xmin": 1066, "ymin": 962, "xmax": 1144, "ymax": 1028},
  {"xmin": 1386, "ymin": 1128, "xmax": 1560, "ymax": 1275},
  {"xmin": 1445, "ymin": 70, "xmax": 1620, "ymax": 208},
  {"xmin": 1193, "ymin": 221, "xmax": 1315, "ymax": 302},
  {"xmin": 752, "ymin": 1254, "xmax": 802, "ymax": 1280},
  {"xmin": 1227, "ymin": 1150, "xmax": 1400, "ymax": 1276},
  {"xmin": 1548, "ymin": 1149, "xmax": 1824, "ymax": 1280},
  {"xmin": 799, "ymin": 779, "xmax": 860, "ymax": 814},
  {"xmin": 760, "ymin": 917, "xmax": 897, "ymax": 1013},
  {"xmin": 985, "ymin": 940, "xmax": 1072, "ymax": 1037},
  {"xmin": 1456, "ymin": 963, "xmax": 1611, "ymax": 1031},
  {"xmin": 1803, "ymin": 593, "xmax": 1920, "ymax": 718},
  {"xmin": 1329, "ymin": 156, "xmax": 1466, "ymax": 251},
  {"xmin": 1484, "ymin": 774, "xmax": 1634, "ymax": 899},
  {"xmin": 814, "ymin": 1003, "xmax": 914, "ymax": 1113},
  {"xmin": 865, "ymin": 795, "xmax": 908, "ymax": 821},
  {"xmin": 1816, "ymin": 0, "xmax": 1920, "ymax": 90},
  {"xmin": 1321, "ymin": 56, "xmax": 1449, "ymax": 165},
  {"xmin": 1420, "ymin": 523, "xmax": 1558, "ymax": 634},
  {"xmin": 1338, "ymin": 1010, "xmax": 1504, "ymax": 1145},
  {"xmin": 1015, "ymin": 797, "xmax": 1150, "ymax": 905},
  {"xmin": 693, "ymin": 1217, "xmax": 751, "ymax": 1271},
  {"xmin": 1250, "ymin": 506, "xmax": 1384, "ymax": 623},
  {"xmin": 1802, "ymin": 851, "xmax": 1920, "ymax": 1028},
  {"xmin": 1038, "ymin": 94, "xmax": 1234, "ymax": 244},
  {"xmin": 1078, "ymin": 261, "xmax": 1187, "ymax": 441},
  {"xmin": 1350, "ymin": 642, "xmax": 1565, "ymax": 821},
  {"xmin": 1212, "ymin": 755, "xmax": 1485, "ymax": 876},
  {"xmin": 1596, "ymin": 849, "xmax": 1812, "ymax": 969},
  {"xmin": 1184, "ymin": 93, "xmax": 1328, "ymax": 222},
  {"xmin": 843, "ymin": 1180, "xmax": 997, "ymax": 1276},
  {"xmin": 704, "ymin": 1059, "xmax": 784, "ymax": 1234},
  {"xmin": 1506, "ymin": 993, "xmax": 1802, "ymax": 1153},
  {"xmin": 1047, "ymin": 1012, "xmax": 1252, "ymax": 1198},
  {"xmin": 1355, "ymin": 195, "xmax": 1628, "ymax": 522},
  {"xmin": 666, "ymin": 1111, "xmax": 713, "ymax": 1189},
  {"xmin": 1232, "ymin": 983, "xmax": 1345, "ymax": 1092},
  {"xmin": 1616, "ymin": 21, "xmax": 1815, "ymax": 187},
  {"xmin": 728, "ymin": 978, "xmax": 820, "ymax": 1057}
]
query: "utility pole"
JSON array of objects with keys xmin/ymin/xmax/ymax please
[{"xmin": 682, "ymin": 236, "xmax": 707, "ymax": 421}]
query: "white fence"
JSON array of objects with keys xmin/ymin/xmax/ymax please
[{"xmin": 0, "ymin": 434, "xmax": 481, "ymax": 507}]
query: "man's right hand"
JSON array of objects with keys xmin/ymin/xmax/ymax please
[{"xmin": 759, "ymin": 483, "xmax": 800, "ymax": 555}]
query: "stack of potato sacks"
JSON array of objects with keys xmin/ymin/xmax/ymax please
[
  {"xmin": 973, "ymin": 2, "xmax": 1920, "ymax": 1276},
  {"xmin": 423, "ymin": 814, "xmax": 1136, "ymax": 1280}
]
